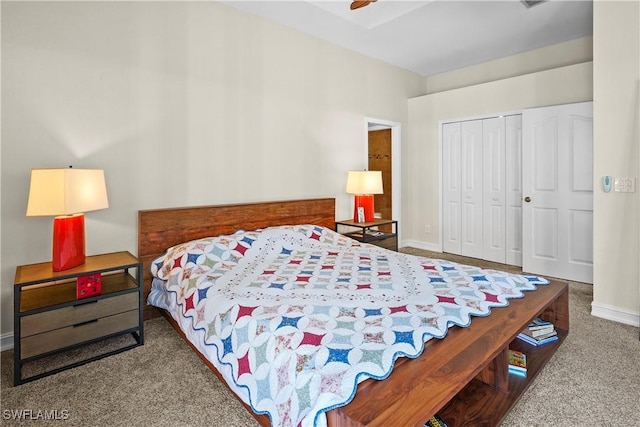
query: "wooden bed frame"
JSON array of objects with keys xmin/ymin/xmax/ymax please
[{"xmin": 138, "ymin": 198, "xmax": 569, "ymax": 427}]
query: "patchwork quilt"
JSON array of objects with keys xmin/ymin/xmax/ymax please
[{"xmin": 148, "ymin": 225, "xmax": 549, "ymax": 427}]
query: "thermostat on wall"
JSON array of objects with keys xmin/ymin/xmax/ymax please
[{"xmin": 614, "ymin": 177, "xmax": 636, "ymax": 193}]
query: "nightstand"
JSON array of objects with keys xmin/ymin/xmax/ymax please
[
  {"xmin": 335, "ymin": 219, "xmax": 398, "ymax": 251},
  {"xmin": 13, "ymin": 251, "xmax": 144, "ymax": 385}
]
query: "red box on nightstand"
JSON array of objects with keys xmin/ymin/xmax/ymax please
[{"xmin": 76, "ymin": 273, "xmax": 102, "ymax": 299}]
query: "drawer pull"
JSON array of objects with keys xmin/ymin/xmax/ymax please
[
  {"xmin": 73, "ymin": 300, "xmax": 98, "ymax": 308},
  {"xmin": 73, "ymin": 319, "xmax": 98, "ymax": 328}
]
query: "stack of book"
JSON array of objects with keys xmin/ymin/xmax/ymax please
[
  {"xmin": 517, "ymin": 317, "xmax": 558, "ymax": 346},
  {"xmin": 424, "ymin": 414, "xmax": 448, "ymax": 427},
  {"xmin": 508, "ymin": 349, "xmax": 527, "ymax": 378}
]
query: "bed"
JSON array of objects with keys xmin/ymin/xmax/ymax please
[{"xmin": 138, "ymin": 198, "xmax": 569, "ymax": 427}]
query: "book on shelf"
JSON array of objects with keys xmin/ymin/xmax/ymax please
[
  {"xmin": 517, "ymin": 317, "xmax": 558, "ymax": 346},
  {"xmin": 508, "ymin": 349, "xmax": 527, "ymax": 378},
  {"xmin": 521, "ymin": 329, "xmax": 558, "ymax": 340},
  {"xmin": 527, "ymin": 317, "xmax": 553, "ymax": 331},
  {"xmin": 521, "ymin": 324, "xmax": 555, "ymax": 337},
  {"xmin": 509, "ymin": 367, "xmax": 527, "ymax": 378},
  {"xmin": 424, "ymin": 414, "xmax": 449, "ymax": 427},
  {"xmin": 517, "ymin": 331, "xmax": 559, "ymax": 346}
]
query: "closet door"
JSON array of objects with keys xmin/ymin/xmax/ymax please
[
  {"xmin": 460, "ymin": 120, "xmax": 483, "ymax": 259},
  {"xmin": 505, "ymin": 115, "xmax": 523, "ymax": 266},
  {"xmin": 522, "ymin": 102, "xmax": 593, "ymax": 283},
  {"xmin": 442, "ymin": 115, "xmax": 521, "ymax": 267},
  {"xmin": 442, "ymin": 122, "xmax": 462, "ymax": 254},
  {"xmin": 482, "ymin": 117, "xmax": 506, "ymax": 263}
]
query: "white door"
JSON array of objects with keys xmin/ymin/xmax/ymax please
[
  {"xmin": 482, "ymin": 117, "xmax": 506, "ymax": 263},
  {"xmin": 505, "ymin": 115, "xmax": 523, "ymax": 266},
  {"xmin": 460, "ymin": 120, "xmax": 483, "ymax": 259},
  {"xmin": 522, "ymin": 102, "xmax": 593, "ymax": 283},
  {"xmin": 442, "ymin": 116, "xmax": 521, "ymax": 266},
  {"xmin": 442, "ymin": 123, "xmax": 462, "ymax": 254}
]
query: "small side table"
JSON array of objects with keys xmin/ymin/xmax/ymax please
[
  {"xmin": 335, "ymin": 219, "xmax": 398, "ymax": 251},
  {"xmin": 13, "ymin": 251, "xmax": 144, "ymax": 385}
]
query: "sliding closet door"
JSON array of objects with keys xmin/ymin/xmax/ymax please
[
  {"xmin": 505, "ymin": 115, "xmax": 523, "ymax": 266},
  {"xmin": 442, "ymin": 119, "xmax": 484, "ymax": 258},
  {"xmin": 442, "ymin": 122, "xmax": 462, "ymax": 254},
  {"xmin": 442, "ymin": 115, "xmax": 522, "ymax": 266},
  {"xmin": 482, "ymin": 115, "xmax": 523, "ymax": 265},
  {"xmin": 460, "ymin": 120, "xmax": 483, "ymax": 259},
  {"xmin": 482, "ymin": 117, "xmax": 506, "ymax": 263}
]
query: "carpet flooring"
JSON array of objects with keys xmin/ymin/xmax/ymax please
[{"xmin": 2, "ymin": 249, "xmax": 639, "ymax": 426}]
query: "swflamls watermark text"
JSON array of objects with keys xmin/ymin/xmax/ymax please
[{"xmin": 2, "ymin": 409, "xmax": 69, "ymax": 421}]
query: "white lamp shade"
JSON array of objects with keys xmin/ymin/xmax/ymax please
[
  {"xmin": 26, "ymin": 168, "xmax": 109, "ymax": 216},
  {"xmin": 346, "ymin": 170, "xmax": 383, "ymax": 195}
]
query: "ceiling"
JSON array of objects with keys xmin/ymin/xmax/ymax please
[{"xmin": 222, "ymin": 0, "xmax": 593, "ymax": 76}]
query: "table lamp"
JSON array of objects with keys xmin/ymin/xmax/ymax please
[
  {"xmin": 26, "ymin": 167, "xmax": 109, "ymax": 271},
  {"xmin": 346, "ymin": 170, "xmax": 383, "ymax": 223}
]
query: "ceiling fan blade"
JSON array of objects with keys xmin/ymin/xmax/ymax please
[{"xmin": 350, "ymin": 0, "xmax": 376, "ymax": 10}]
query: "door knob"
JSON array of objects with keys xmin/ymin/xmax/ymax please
[{"xmin": 524, "ymin": 196, "xmax": 531, "ymax": 203}]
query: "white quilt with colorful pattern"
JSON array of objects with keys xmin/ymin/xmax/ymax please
[{"xmin": 149, "ymin": 225, "xmax": 549, "ymax": 427}]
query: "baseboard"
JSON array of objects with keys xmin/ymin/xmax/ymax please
[
  {"xmin": 591, "ymin": 302, "xmax": 640, "ymax": 327},
  {"xmin": 400, "ymin": 240, "xmax": 441, "ymax": 252},
  {"xmin": 1, "ymin": 332, "xmax": 14, "ymax": 352}
]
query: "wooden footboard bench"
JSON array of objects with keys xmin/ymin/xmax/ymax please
[{"xmin": 327, "ymin": 278, "xmax": 569, "ymax": 427}]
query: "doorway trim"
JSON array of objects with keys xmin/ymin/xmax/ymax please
[{"xmin": 366, "ymin": 117, "xmax": 401, "ymax": 241}]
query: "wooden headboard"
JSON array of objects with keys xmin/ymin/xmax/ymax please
[{"xmin": 137, "ymin": 198, "xmax": 336, "ymax": 319}]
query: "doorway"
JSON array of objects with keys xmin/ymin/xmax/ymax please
[
  {"xmin": 369, "ymin": 129, "xmax": 392, "ymax": 222},
  {"xmin": 366, "ymin": 118, "xmax": 401, "ymax": 231}
]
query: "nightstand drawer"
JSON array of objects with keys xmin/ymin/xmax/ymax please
[
  {"xmin": 21, "ymin": 292, "xmax": 139, "ymax": 337},
  {"xmin": 20, "ymin": 309, "xmax": 139, "ymax": 359}
]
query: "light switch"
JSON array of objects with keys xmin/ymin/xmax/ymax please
[{"xmin": 613, "ymin": 177, "xmax": 636, "ymax": 193}]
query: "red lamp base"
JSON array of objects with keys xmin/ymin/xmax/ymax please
[
  {"xmin": 353, "ymin": 195, "xmax": 375, "ymax": 223},
  {"xmin": 52, "ymin": 214, "xmax": 86, "ymax": 272}
]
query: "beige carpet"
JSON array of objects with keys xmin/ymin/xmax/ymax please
[{"xmin": 2, "ymin": 249, "xmax": 639, "ymax": 426}]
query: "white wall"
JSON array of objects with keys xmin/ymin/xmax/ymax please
[
  {"xmin": 592, "ymin": 0, "xmax": 640, "ymax": 325},
  {"xmin": 425, "ymin": 36, "xmax": 593, "ymax": 94},
  {"xmin": 0, "ymin": 2, "xmax": 424, "ymax": 339}
]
